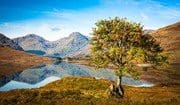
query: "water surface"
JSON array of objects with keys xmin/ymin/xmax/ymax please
[{"xmin": 0, "ymin": 61, "xmax": 153, "ymax": 91}]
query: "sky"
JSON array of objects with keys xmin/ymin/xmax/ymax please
[{"xmin": 0, "ymin": 0, "xmax": 179, "ymax": 41}]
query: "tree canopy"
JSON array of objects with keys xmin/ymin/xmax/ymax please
[{"xmin": 90, "ymin": 17, "xmax": 168, "ymax": 96}]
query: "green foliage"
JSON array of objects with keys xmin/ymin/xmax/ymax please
[{"xmin": 90, "ymin": 17, "xmax": 168, "ymax": 78}]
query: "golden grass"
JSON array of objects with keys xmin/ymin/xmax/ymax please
[{"xmin": 0, "ymin": 77, "xmax": 179, "ymax": 105}]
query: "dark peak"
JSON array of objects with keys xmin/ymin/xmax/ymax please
[
  {"xmin": 0, "ymin": 33, "xmax": 5, "ymax": 36},
  {"xmin": 0, "ymin": 33, "xmax": 23, "ymax": 50},
  {"xmin": 0, "ymin": 33, "xmax": 11, "ymax": 40},
  {"xmin": 0, "ymin": 33, "xmax": 7, "ymax": 37}
]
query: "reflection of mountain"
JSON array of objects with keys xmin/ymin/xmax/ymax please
[
  {"xmin": 13, "ymin": 32, "xmax": 89, "ymax": 58},
  {"xmin": 0, "ymin": 62, "xmax": 153, "ymax": 91},
  {"xmin": 12, "ymin": 61, "xmax": 117, "ymax": 84},
  {"xmin": 0, "ymin": 71, "xmax": 21, "ymax": 87}
]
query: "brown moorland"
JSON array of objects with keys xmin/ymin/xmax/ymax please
[
  {"xmin": 150, "ymin": 22, "xmax": 180, "ymax": 52},
  {"xmin": 141, "ymin": 22, "xmax": 180, "ymax": 85},
  {"xmin": 0, "ymin": 46, "xmax": 53, "ymax": 77}
]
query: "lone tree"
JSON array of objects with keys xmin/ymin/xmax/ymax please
[{"xmin": 90, "ymin": 17, "xmax": 168, "ymax": 97}]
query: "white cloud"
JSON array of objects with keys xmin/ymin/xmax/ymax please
[{"xmin": 140, "ymin": 12, "xmax": 149, "ymax": 21}]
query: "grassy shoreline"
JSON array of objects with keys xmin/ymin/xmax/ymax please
[{"xmin": 0, "ymin": 77, "xmax": 179, "ymax": 105}]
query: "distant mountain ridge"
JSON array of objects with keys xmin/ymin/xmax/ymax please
[
  {"xmin": 13, "ymin": 32, "xmax": 89, "ymax": 58},
  {"xmin": 3, "ymin": 22, "xmax": 179, "ymax": 58},
  {"xmin": 0, "ymin": 33, "xmax": 23, "ymax": 51}
]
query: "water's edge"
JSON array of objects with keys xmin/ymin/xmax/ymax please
[{"xmin": 0, "ymin": 61, "xmax": 154, "ymax": 91}]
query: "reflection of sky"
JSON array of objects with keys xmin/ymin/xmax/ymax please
[
  {"xmin": 0, "ymin": 62, "xmax": 154, "ymax": 91},
  {"xmin": 0, "ymin": 0, "xmax": 179, "ymax": 41},
  {"xmin": 0, "ymin": 76, "xmax": 60, "ymax": 91}
]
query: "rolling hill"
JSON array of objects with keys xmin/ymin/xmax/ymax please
[
  {"xmin": 141, "ymin": 22, "xmax": 180, "ymax": 84},
  {"xmin": 150, "ymin": 22, "xmax": 180, "ymax": 63},
  {"xmin": 150, "ymin": 22, "xmax": 180, "ymax": 51}
]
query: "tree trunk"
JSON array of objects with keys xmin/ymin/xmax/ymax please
[
  {"xmin": 116, "ymin": 76, "xmax": 124, "ymax": 97},
  {"xmin": 109, "ymin": 76, "xmax": 124, "ymax": 97}
]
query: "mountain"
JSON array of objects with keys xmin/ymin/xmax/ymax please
[
  {"xmin": 13, "ymin": 32, "xmax": 89, "ymax": 58},
  {"xmin": 47, "ymin": 32, "xmax": 89, "ymax": 57},
  {"xmin": 150, "ymin": 22, "xmax": 180, "ymax": 51},
  {"xmin": 13, "ymin": 34, "xmax": 50, "ymax": 55},
  {"xmin": 12, "ymin": 22, "xmax": 180, "ymax": 59},
  {"xmin": 69, "ymin": 44, "xmax": 91, "ymax": 58},
  {"xmin": 0, "ymin": 33, "xmax": 23, "ymax": 50}
]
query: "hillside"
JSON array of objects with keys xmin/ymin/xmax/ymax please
[
  {"xmin": 0, "ymin": 77, "xmax": 179, "ymax": 105},
  {"xmin": 13, "ymin": 32, "xmax": 89, "ymax": 58},
  {"xmin": 0, "ymin": 33, "xmax": 23, "ymax": 51},
  {"xmin": 150, "ymin": 22, "xmax": 180, "ymax": 52},
  {"xmin": 0, "ymin": 46, "xmax": 52, "ymax": 77},
  {"xmin": 140, "ymin": 22, "xmax": 180, "ymax": 84}
]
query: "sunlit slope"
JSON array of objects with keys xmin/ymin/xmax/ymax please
[
  {"xmin": 141, "ymin": 22, "xmax": 180, "ymax": 84},
  {"xmin": 150, "ymin": 22, "xmax": 180, "ymax": 63}
]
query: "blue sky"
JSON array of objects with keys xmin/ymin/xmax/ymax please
[{"xmin": 0, "ymin": 0, "xmax": 179, "ymax": 41}]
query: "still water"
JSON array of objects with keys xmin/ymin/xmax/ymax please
[{"xmin": 0, "ymin": 61, "xmax": 153, "ymax": 91}]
